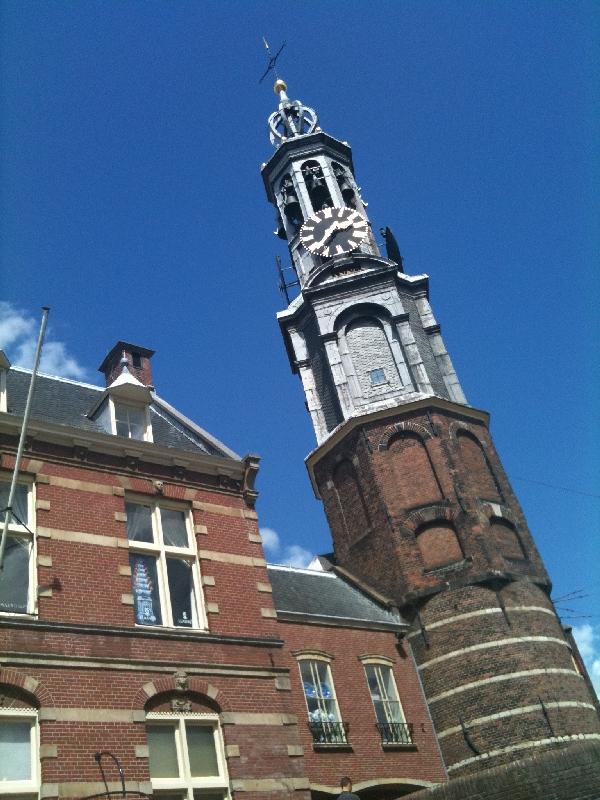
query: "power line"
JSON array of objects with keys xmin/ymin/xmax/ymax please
[{"xmin": 511, "ymin": 475, "xmax": 600, "ymax": 500}]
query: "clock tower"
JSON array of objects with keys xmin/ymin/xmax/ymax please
[{"xmin": 261, "ymin": 80, "xmax": 600, "ymax": 777}]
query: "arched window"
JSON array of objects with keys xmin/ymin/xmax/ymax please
[
  {"xmin": 279, "ymin": 173, "xmax": 302, "ymax": 230},
  {"xmin": 296, "ymin": 653, "xmax": 346, "ymax": 745},
  {"xmin": 332, "ymin": 460, "xmax": 370, "ymax": 543},
  {"xmin": 416, "ymin": 521, "xmax": 463, "ymax": 570},
  {"xmin": 0, "ymin": 686, "xmax": 39, "ymax": 799},
  {"xmin": 359, "ymin": 657, "xmax": 412, "ymax": 745},
  {"xmin": 387, "ymin": 433, "xmax": 442, "ymax": 513},
  {"xmin": 301, "ymin": 160, "xmax": 332, "ymax": 212},
  {"xmin": 146, "ymin": 713, "xmax": 229, "ymax": 800},
  {"xmin": 345, "ymin": 317, "xmax": 402, "ymax": 399},
  {"xmin": 331, "ymin": 161, "xmax": 356, "ymax": 207},
  {"xmin": 145, "ymin": 687, "xmax": 229, "ymax": 800},
  {"xmin": 490, "ymin": 518, "xmax": 526, "ymax": 560},
  {"xmin": 457, "ymin": 431, "xmax": 501, "ymax": 501}
]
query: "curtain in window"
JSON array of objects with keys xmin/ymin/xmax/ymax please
[
  {"xmin": 129, "ymin": 553, "xmax": 162, "ymax": 625},
  {"xmin": 126, "ymin": 503, "xmax": 154, "ymax": 543},
  {"xmin": 0, "ymin": 537, "xmax": 29, "ymax": 613},
  {"xmin": 0, "ymin": 721, "xmax": 31, "ymax": 780}
]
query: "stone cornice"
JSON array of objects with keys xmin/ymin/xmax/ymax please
[
  {"xmin": 0, "ymin": 615, "xmax": 284, "ymax": 648},
  {"xmin": 305, "ymin": 397, "xmax": 491, "ymax": 496},
  {"xmin": 0, "ymin": 412, "xmax": 245, "ymax": 481}
]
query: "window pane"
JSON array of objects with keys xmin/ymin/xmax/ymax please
[
  {"xmin": 366, "ymin": 666, "xmax": 381, "ymax": 699},
  {"xmin": 0, "ymin": 721, "xmax": 31, "ymax": 780},
  {"xmin": 128, "ymin": 407, "xmax": 146, "ymax": 439},
  {"xmin": 193, "ymin": 793, "xmax": 225, "ymax": 800},
  {"xmin": 147, "ymin": 725, "xmax": 179, "ymax": 778},
  {"xmin": 130, "ymin": 553, "xmax": 162, "ymax": 625},
  {"xmin": 315, "ymin": 662, "xmax": 333, "ymax": 699},
  {"xmin": 115, "ymin": 405, "xmax": 145, "ymax": 440},
  {"xmin": 126, "ymin": 503, "xmax": 154, "ymax": 543},
  {"xmin": 0, "ymin": 482, "xmax": 28, "ymax": 526},
  {"xmin": 381, "ymin": 666, "xmax": 399, "ymax": 702},
  {"xmin": 187, "ymin": 726, "xmax": 219, "ymax": 777},
  {"xmin": 161, "ymin": 509, "xmax": 189, "ymax": 548},
  {"xmin": 0, "ymin": 536, "xmax": 29, "ymax": 613},
  {"xmin": 167, "ymin": 558, "xmax": 195, "ymax": 627}
]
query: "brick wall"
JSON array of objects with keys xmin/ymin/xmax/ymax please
[
  {"xmin": 311, "ymin": 401, "xmax": 600, "ymax": 776},
  {"xmin": 406, "ymin": 739, "xmax": 600, "ymax": 800},
  {"xmin": 0, "ymin": 429, "xmax": 445, "ymax": 799},
  {"xmin": 277, "ymin": 621, "xmax": 446, "ymax": 795}
]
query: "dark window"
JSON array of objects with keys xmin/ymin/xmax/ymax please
[{"xmin": 132, "ymin": 352, "xmax": 142, "ymax": 368}]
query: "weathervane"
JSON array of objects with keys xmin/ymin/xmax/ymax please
[{"xmin": 259, "ymin": 38, "xmax": 286, "ymax": 84}]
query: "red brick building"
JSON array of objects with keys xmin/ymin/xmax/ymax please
[{"xmin": 0, "ymin": 342, "xmax": 446, "ymax": 800}]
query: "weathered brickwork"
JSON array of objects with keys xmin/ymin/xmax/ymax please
[
  {"xmin": 309, "ymin": 400, "xmax": 600, "ymax": 777},
  {"xmin": 0, "ymin": 416, "xmax": 446, "ymax": 799},
  {"xmin": 407, "ymin": 740, "xmax": 600, "ymax": 800},
  {"xmin": 279, "ymin": 622, "xmax": 446, "ymax": 795}
]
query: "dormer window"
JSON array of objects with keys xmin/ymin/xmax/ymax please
[
  {"xmin": 94, "ymin": 398, "xmax": 152, "ymax": 442},
  {"xmin": 89, "ymin": 357, "xmax": 154, "ymax": 442},
  {"xmin": 115, "ymin": 403, "xmax": 148, "ymax": 440}
]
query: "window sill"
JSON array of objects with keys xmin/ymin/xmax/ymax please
[
  {"xmin": 312, "ymin": 742, "xmax": 353, "ymax": 752},
  {"xmin": 0, "ymin": 610, "xmax": 36, "ymax": 619},
  {"xmin": 422, "ymin": 558, "xmax": 470, "ymax": 576},
  {"xmin": 134, "ymin": 623, "xmax": 209, "ymax": 634},
  {"xmin": 381, "ymin": 742, "xmax": 417, "ymax": 751}
]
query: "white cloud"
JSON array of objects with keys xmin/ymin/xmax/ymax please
[
  {"xmin": 260, "ymin": 527, "xmax": 280, "ymax": 553},
  {"xmin": 572, "ymin": 623, "xmax": 600, "ymax": 694},
  {"xmin": 0, "ymin": 302, "xmax": 89, "ymax": 381},
  {"xmin": 260, "ymin": 526, "xmax": 315, "ymax": 569}
]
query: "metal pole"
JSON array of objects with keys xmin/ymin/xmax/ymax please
[{"xmin": 0, "ymin": 307, "xmax": 49, "ymax": 573}]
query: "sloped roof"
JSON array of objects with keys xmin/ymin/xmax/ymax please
[
  {"xmin": 267, "ymin": 564, "xmax": 406, "ymax": 631},
  {"xmin": 4, "ymin": 367, "xmax": 237, "ymax": 459}
]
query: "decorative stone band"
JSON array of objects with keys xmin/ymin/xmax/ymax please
[
  {"xmin": 230, "ymin": 777, "xmax": 310, "ymax": 792},
  {"xmin": 428, "ymin": 667, "xmax": 582, "ymax": 704},
  {"xmin": 41, "ymin": 781, "xmax": 152, "ymax": 798},
  {"xmin": 417, "ymin": 636, "xmax": 569, "ymax": 671},
  {"xmin": 36, "ymin": 528, "xmax": 267, "ymax": 567},
  {"xmin": 437, "ymin": 701, "xmax": 597, "ymax": 739},
  {"xmin": 446, "ymin": 732, "xmax": 600, "ymax": 773},
  {"xmin": 406, "ymin": 605, "xmax": 556, "ymax": 639}
]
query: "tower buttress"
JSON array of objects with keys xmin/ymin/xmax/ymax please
[{"xmin": 261, "ymin": 77, "xmax": 600, "ymax": 776}]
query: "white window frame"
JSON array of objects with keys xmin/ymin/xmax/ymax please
[
  {"xmin": 296, "ymin": 654, "xmax": 346, "ymax": 744},
  {"xmin": 0, "ymin": 478, "xmax": 36, "ymax": 617},
  {"xmin": 111, "ymin": 399, "xmax": 153, "ymax": 442},
  {"xmin": 0, "ymin": 707, "xmax": 40, "ymax": 797},
  {"xmin": 361, "ymin": 658, "xmax": 407, "ymax": 729},
  {"xmin": 126, "ymin": 498, "xmax": 206, "ymax": 631},
  {"xmin": 146, "ymin": 712, "xmax": 229, "ymax": 800}
]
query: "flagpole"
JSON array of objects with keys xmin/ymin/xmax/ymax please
[{"xmin": 0, "ymin": 307, "xmax": 49, "ymax": 573}]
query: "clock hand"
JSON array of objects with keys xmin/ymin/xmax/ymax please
[{"xmin": 314, "ymin": 220, "xmax": 341, "ymax": 249}]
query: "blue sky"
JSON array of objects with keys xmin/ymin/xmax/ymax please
[{"xmin": 0, "ymin": 1, "xmax": 598, "ymax": 684}]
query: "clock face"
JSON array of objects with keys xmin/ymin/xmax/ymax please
[{"xmin": 300, "ymin": 207, "xmax": 369, "ymax": 258}]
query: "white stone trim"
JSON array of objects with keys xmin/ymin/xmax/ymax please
[
  {"xmin": 407, "ymin": 605, "xmax": 556, "ymax": 639},
  {"xmin": 447, "ymin": 733, "xmax": 600, "ymax": 772},
  {"xmin": 418, "ymin": 636, "xmax": 568, "ymax": 670},
  {"xmin": 428, "ymin": 667, "xmax": 581, "ymax": 704},
  {"xmin": 437, "ymin": 701, "xmax": 597, "ymax": 738}
]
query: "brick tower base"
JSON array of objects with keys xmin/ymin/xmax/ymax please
[{"xmin": 406, "ymin": 739, "xmax": 600, "ymax": 800}]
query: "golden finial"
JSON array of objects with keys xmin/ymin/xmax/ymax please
[{"xmin": 274, "ymin": 78, "xmax": 287, "ymax": 95}]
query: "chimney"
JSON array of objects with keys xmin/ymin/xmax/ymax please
[{"xmin": 99, "ymin": 341, "xmax": 155, "ymax": 388}]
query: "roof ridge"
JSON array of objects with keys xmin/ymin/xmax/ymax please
[
  {"xmin": 267, "ymin": 563, "xmax": 336, "ymax": 576},
  {"xmin": 10, "ymin": 365, "xmax": 102, "ymax": 391}
]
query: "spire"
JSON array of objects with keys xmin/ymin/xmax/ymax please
[{"xmin": 268, "ymin": 78, "xmax": 319, "ymax": 148}]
